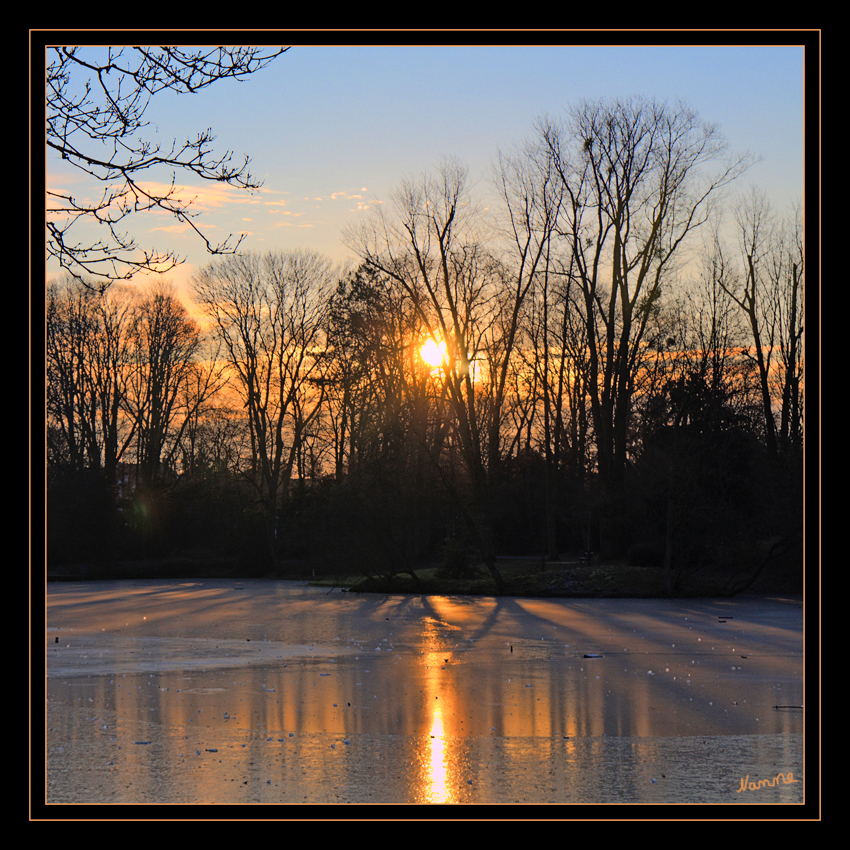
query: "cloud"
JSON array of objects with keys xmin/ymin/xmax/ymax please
[
  {"xmin": 148, "ymin": 222, "xmax": 197, "ymax": 235},
  {"xmin": 130, "ymin": 180, "xmax": 264, "ymax": 213},
  {"xmin": 45, "ymin": 175, "xmax": 265, "ymax": 232}
]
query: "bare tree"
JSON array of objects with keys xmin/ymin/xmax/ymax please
[
  {"xmin": 46, "ymin": 276, "xmax": 134, "ymax": 473},
  {"xmin": 776, "ymin": 202, "xmax": 804, "ymax": 455},
  {"xmin": 345, "ymin": 160, "xmax": 511, "ymax": 590},
  {"xmin": 123, "ymin": 281, "xmax": 203, "ymax": 486},
  {"xmin": 718, "ymin": 189, "xmax": 804, "ymax": 456},
  {"xmin": 633, "ymin": 247, "xmax": 759, "ymax": 594},
  {"xmin": 491, "ymin": 138, "xmax": 564, "ymax": 473},
  {"xmin": 170, "ymin": 347, "xmax": 231, "ymax": 478},
  {"xmin": 517, "ymin": 250, "xmax": 594, "ymax": 557},
  {"xmin": 322, "ymin": 265, "xmax": 425, "ymax": 480},
  {"xmin": 46, "ymin": 45, "xmax": 288, "ymax": 287},
  {"xmin": 541, "ymin": 97, "xmax": 752, "ymax": 554},
  {"xmin": 492, "ymin": 135, "xmax": 566, "ymax": 557},
  {"xmin": 192, "ymin": 250, "xmax": 335, "ymax": 566}
]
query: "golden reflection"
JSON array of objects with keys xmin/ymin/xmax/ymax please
[
  {"xmin": 414, "ymin": 617, "xmax": 464, "ymax": 803},
  {"xmin": 425, "ymin": 705, "xmax": 450, "ymax": 803}
]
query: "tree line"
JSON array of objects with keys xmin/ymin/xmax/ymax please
[{"xmin": 46, "ymin": 98, "xmax": 804, "ymax": 593}]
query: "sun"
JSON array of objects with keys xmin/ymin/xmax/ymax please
[{"xmin": 420, "ymin": 338, "xmax": 448, "ymax": 369}]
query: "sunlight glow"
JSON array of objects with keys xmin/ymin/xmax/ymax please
[{"xmin": 420, "ymin": 338, "xmax": 448, "ymax": 369}]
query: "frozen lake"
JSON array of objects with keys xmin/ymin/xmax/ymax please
[{"xmin": 44, "ymin": 579, "xmax": 806, "ymax": 807}]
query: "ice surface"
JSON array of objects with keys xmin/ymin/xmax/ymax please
[{"xmin": 44, "ymin": 579, "xmax": 806, "ymax": 806}]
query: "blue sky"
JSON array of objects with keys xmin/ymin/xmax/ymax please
[{"xmin": 45, "ymin": 41, "xmax": 809, "ymax": 292}]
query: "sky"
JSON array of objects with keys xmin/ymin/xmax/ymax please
[{"xmin": 44, "ymin": 39, "xmax": 810, "ymax": 298}]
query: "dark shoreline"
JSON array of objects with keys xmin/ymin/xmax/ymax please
[{"xmin": 45, "ymin": 555, "xmax": 803, "ymax": 599}]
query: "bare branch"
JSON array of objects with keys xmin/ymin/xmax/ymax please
[{"xmin": 46, "ymin": 45, "xmax": 289, "ymax": 287}]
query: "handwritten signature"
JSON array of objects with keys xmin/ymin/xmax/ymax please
[{"xmin": 737, "ymin": 772, "xmax": 799, "ymax": 793}]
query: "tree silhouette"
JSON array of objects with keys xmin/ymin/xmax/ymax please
[
  {"xmin": 192, "ymin": 250, "xmax": 335, "ymax": 569},
  {"xmin": 541, "ymin": 97, "xmax": 753, "ymax": 555}
]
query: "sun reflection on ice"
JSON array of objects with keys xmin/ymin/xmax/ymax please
[
  {"xmin": 426, "ymin": 706, "xmax": 450, "ymax": 803},
  {"xmin": 415, "ymin": 622, "xmax": 465, "ymax": 804}
]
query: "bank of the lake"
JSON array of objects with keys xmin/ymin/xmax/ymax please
[{"xmin": 48, "ymin": 554, "xmax": 803, "ymax": 599}]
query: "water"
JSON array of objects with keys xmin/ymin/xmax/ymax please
[{"xmin": 43, "ymin": 580, "xmax": 806, "ymax": 807}]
